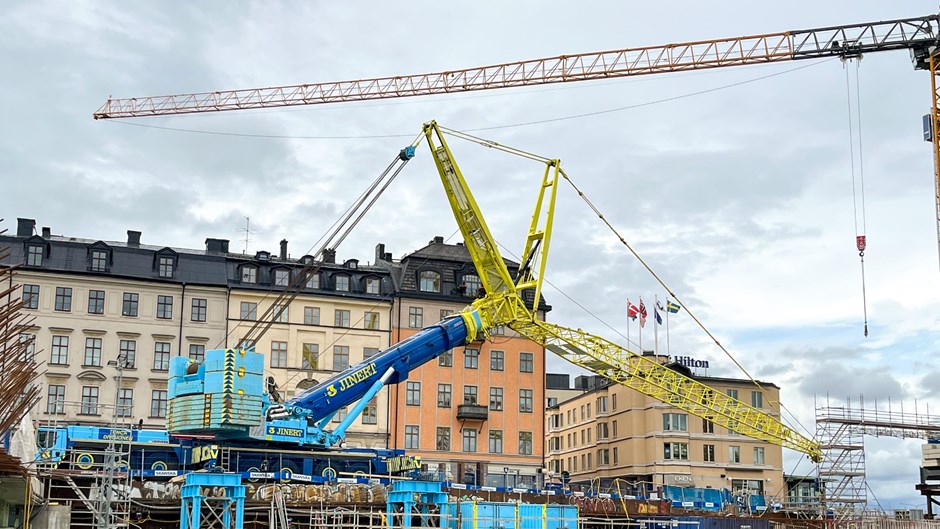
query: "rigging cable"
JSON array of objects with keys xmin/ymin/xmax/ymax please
[{"xmin": 845, "ymin": 59, "xmax": 869, "ymax": 337}]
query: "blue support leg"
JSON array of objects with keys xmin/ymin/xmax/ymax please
[{"xmin": 325, "ymin": 367, "xmax": 395, "ymax": 446}]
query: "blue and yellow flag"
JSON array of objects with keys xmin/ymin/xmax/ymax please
[{"xmin": 667, "ymin": 300, "xmax": 681, "ymax": 314}]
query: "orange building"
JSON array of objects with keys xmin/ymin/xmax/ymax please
[{"xmin": 380, "ymin": 237, "xmax": 549, "ymax": 487}]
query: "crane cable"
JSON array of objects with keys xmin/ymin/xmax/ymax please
[{"xmin": 844, "ymin": 59, "xmax": 870, "ymax": 337}]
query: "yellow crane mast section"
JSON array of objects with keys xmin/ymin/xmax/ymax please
[{"xmin": 428, "ymin": 122, "xmax": 822, "ymax": 462}]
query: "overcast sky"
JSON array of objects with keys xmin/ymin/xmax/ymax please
[{"xmin": 3, "ymin": 0, "xmax": 939, "ymax": 509}]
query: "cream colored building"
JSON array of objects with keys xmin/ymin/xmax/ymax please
[{"xmin": 545, "ymin": 366, "xmax": 785, "ymax": 498}]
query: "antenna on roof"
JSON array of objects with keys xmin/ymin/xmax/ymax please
[{"xmin": 242, "ymin": 217, "xmax": 252, "ymax": 255}]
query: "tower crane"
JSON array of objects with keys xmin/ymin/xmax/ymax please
[
  {"xmin": 97, "ymin": 13, "xmax": 940, "ymax": 465},
  {"xmin": 93, "ymin": 14, "xmax": 940, "ymax": 256}
]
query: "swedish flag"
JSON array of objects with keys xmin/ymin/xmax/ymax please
[{"xmin": 666, "ymin": 300, "xmax": 681, "ymax": 314}]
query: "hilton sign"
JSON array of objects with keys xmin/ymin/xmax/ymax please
[{"xmin": 671, "ymin": 356, "xmax": 709, "ymax": 369}]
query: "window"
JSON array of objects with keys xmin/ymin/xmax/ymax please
[
  {"xmin": 613, "ymin": 447, "xmax": 619, "ymax": 465},
  {"xmin": 462, "ymin": 274, "xmax": 481, "ymax": 296},
  {"xmin": 729, "ymin": 445, "xmax": 741, "ymax": 463},
  {"xmin": 273, "ymin": 304, "xmax": 288, "ymax": 323},
  {"xmin": 437, "ymin": 384, "xmax": 452, "ymax": 408},
  {"xmin": 597, "ymin": 396, "xmax": 609, "ymax": 413},
  {"xmin": 304, "ymin": 306, "xmax": 320, "ymax": 325},
  {"xmin": 47, "ymin": 385, "xmax": 65, "ymax": 414},
  {"xmin": 588, "ymin": 453, "xmax": 593, "ymax": 469},
  {"xmin": 704, "ymin": 444, "xmax": 716, "ymax": 462},
  {"xmin": 363, "ymin": 347, "xmax": 379, "ymax": 359},
  {"xmin": 751, "ymin": 391, "xmax": 763, "ymax": 408},
  {"xmin": 462, "ymin": 428, "xmax": 477, "ymax": 452},
  {"xmin": 242, "ymin": 266, "xmax": 257, "ymax": 284},
  {"xmin": 405, "ymin": 425, "xmax": 420, "ymax": 449},
  {"xmin": 519, "ymin": 431, "xmax": 533, "ymax": 455},
  {"xmin": 332, "ymin": 406, "xmax": 348, "ymax": 423},
  {"xmin": 489, "ymin": 430, "xmax": 503, "ymax": 453},
  {"xmin": 703, "ymin": 418, "xmax": 715, "ymax": 434},
  {"xmin": 419, "ymin": 270, "xmax": 441, "ymax": 292},
  {"xmin": 274, "ymin": 269, "xmax": 290, "ymax": 287},
  {"xmin": 80, "ymin": 386, "xmax": 99, "ymax": 415},
  {"xmin": 117, "ymin": 388, "xmax": 133, "ymax": 417},
  {"xmin": 157, "ymin": 295, "xmax": 173, "ymax": 319},
  {"xmin": 191, "ymin": 298, "xmax": 207, "ymax": 322},
  {"xmin": 334, "ymin": 309, "xmax": 350, "ymax": 328},
  {"xmin": 490, "ymin": 350, "xmax": 504, "ymax": 371},
  {"xmin": 597, "ymin": 422, "xmax": 609, "ymax": 440},
  {"xmin": 489, "ymin": 387, "xmax": 503, "ymax": 411},
  {"xmin": 50, "ymin": 335, "xmax": 69, "ymax": 365},
  {"xmin": 663, "ymin": 413, "xmax": 688, "ymax": 431},
  {"xmin": 464, "ymin": 348, "xmax": 479, "ymax": 369},
  {"xmin": 598, "ymin": 449, "xmax": 610, "ymax": 466},
  {"xmin": 153, "ymin": 342, "xmax": 171, "ymax": 371},
  {"xmin": 753, "ymin": 447, "xmax": 765, "ymax": 465},
  {"xmin": 727, "ymin": 389, "xmax": 739, "ymax": 400},
  {"xmin": 587, "ymin": 403, "xmax": 592, "ymax": 418},
  {"xmin": 83, "ymin": 337, "xmax": 102, "ymax": 366},
  {"xmin": 588, "ymin": 427, "xmax": 592, "ymax": 443},
  {"xmin": 302, "ymin": 343, "xmax": 319, "ymax": 370},
  {"xmin": 520, "ymin": 352, "xmax": 534, "ymax": 373},
  {"xmin": 613, "ymin": 420, "xmax": 618, "ymax": 438},
  {"xmin": 365, "ymin": 277, "xmax": 380, "ymax": 294},
  {"xmin": 22, "ymin": 284, "xmax": 39, "ymax": 309},
  {"xmin": 19, "ymin": 333, "xmax": 35, "ymax": 363},
  {"xmin": 408, "ymin": 307, "xmax": 423, "ymax": 328},
  {"xmin": 240, "ymin": 302, "xmax": 257, "ymax": 320},
  {"xmin": 26, "ymin": 245, "xmax": 43, "ymax": 266},
  {"xmin": 361, "ymin": 398, "xmax": 378, "ymax": 424},
  {"xmin": 463, "ymin": 385, "xmax": 478, "ymax": 405},
  {"xmin": 406, "ymin": 382, "xmax": 421, "ymax": 405},
  {"xmin": 728, "ymin": 420, "xmax": 739, "ymax": 435},
  {"xmin": 90, "ymin": 250, "xmax": 108, "ymax": 272},
  {"xmin": 54, "ymin": 287, "xmax": 72, "ymax": 312},
  {"xmin": 491, "ymin": 325, "xmax": 505, "ymax": 336},
  {"xmin": 151, "ymin": 390, "xmax": 168, "ymax": 418},
  {"xmin": 364, "ymin": 312, "xmax": 380, "ymax": 330},
  {"xmin": 189, "ymin": 344, "xmax": 205, "ymax": 363},
  {"xmin": 332, "ymin": 345, "xmax": 349, "ymax": 371},
  {"xmin": 440, "ymin": 309, "xmax": 454, "ymax": 320},
  {"xmin": 519, "ymin": 389, "xmax": 533, "ymax": 413},
  {"xmin": 306, "ymin": 273, "xmax": 319, "ymax": 289},
  {"xmin": 271, "ymin": 341, "xmax": 287, "ymax": 368},
  {"xmin": 612, "ymin": 393, "xmax": 617, "ymax": 410},
  {"xmin": 119, "ymin": 340, "xmax": 137, "ymax": 368},
  {"xmin": 158, "ymin": 256, "xmax": 175, "ymax": 278},
  {"xmin": 548, "ymin": 397, "xmax": 558, "ymax": 407},
  {"xmin": 88, "ymin": 289, "xmax": 105, "ymax": 314},
  {"xmin": 122, "ymin": 292, "xmax": 138, "ymax": 317},
  {"xmin": 436, "ymin": 427, "xmax": 451, "ymax": 451},
  {"xmin": 334, "ymin": 275, "xmax": 350, "ymax": 292},
  {"xmin": 438, "ymin": 350, "xmax": 452, "ymax": 367},
  {"xmin": 664, "ymin": 442, "xmax": 689, "ymax": 460}
]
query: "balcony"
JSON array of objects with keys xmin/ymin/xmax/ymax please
[{"xmin": 457, "ymin": 403, "xmax": 489, "ymax": 421}]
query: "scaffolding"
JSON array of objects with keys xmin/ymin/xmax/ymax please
[{"xmin": 817, "ymin": 396, "xmax": 940, "ymax": 520}]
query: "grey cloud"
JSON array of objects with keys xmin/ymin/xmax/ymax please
[{"xmin": 798, "ymin": 362, "xmax": 907, "ymax": 401}]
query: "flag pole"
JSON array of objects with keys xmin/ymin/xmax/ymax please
[
  {"xmin": 626, "ymin": 298, "xmax": 631, "ymax": 348},
  {"xmin": 654, "ymin": 295, "xmax": 660, "ymax": 355},
  {"xmin": 638, "ymin": 297, "xmax": 643, "ymax": 352}
]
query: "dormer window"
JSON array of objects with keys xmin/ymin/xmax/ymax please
[
  {"xmin": 301, "ymin": 255, "xmax": 314, "ymax": 265},
  {"xmin": 158, "ymin": 257, "xmax": 174, "ymax": 278},
  {"xmin": 256, "ymin": 251, "xmax": 270, "ymax": 261},
  {"xmin": 306, "ymin": 273, "xmax": 320, "ymax": 289},
  {"xmin": 419, "ymin": 270, "xmax": 441, "ymax": 293},
  {"xmin": 26, "ymin": 244, "xmax": 44, "ymax": 266},
  {"xmin": 241, "ymin": 265, "xmax": 258, "ymax": 284},
  {"xmin": 334, "ymin": 275, "xmax": 350, "ymax": 292},
  {"xmin": 345, "ymin": 259, "xmax": 358, "ymax": 269},
  {"xmin": 274, "ymin": 269, "xmax": 290, "ymax": 287},
  {"xmin": 90, "ymin": 250, "xmax": 108, "ymax": 272},
  {"xmin": 365, "ymin": 277, "xmax": 380, "ymax": 295},
  {"xmin": 462, "ymin": 273, "xmax": 481, "ymax": 297}
]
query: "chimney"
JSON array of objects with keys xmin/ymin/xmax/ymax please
[
  {"xmin": 127, "ymin": 230, "xmax": 142, "ymax": 247},
  {"xmin": 16, "ymin": 218, "xmax": 35, "ymax": 237},
  {"xmin": 384, "ymin": 252, "xmax": 392, "ymax": 261},
  {"xmin": 41, "ymin": 227, "xmax": 51, "ymax": 238},
  {"xmin": 279, "ymin": 239, "xmax": 288, "ymax": 260},
  {"xmin": 323, "ymin": 248, "xmax": 336, "ymax": 264},
  {"xmin": 375, "ymin": 243, "xmax": 386, "ymax": 263},
  {"xmin": 431, "ymin": 236, "xmax": 444, "ymax": 244},
  {"xmin": 205, "ymin": 238, "xmax": 230, "ymax": 253}
]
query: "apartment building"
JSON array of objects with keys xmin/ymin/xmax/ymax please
[
  {"xmin": 383, "ymin": 237, "xmax": 550, "ymax": 488},
  {"xmin": 225, "ymin": 245, "xmax": 394, "ymax": 448},
  {"xmin": 545, "ymin": 365, "xmax": 785, "ymax": 498},
  {"xmin": 1, "ymin": 219, "xmax": 228, "ymax": 428}
]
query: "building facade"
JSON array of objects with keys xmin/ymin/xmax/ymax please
[
  {"xmin": 383, "ymin": 237, "xmax": 549, "ymax": 488},
  {"xmin": 545, "ymin": 365, "xmax": 785, "ymax": 498}
]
